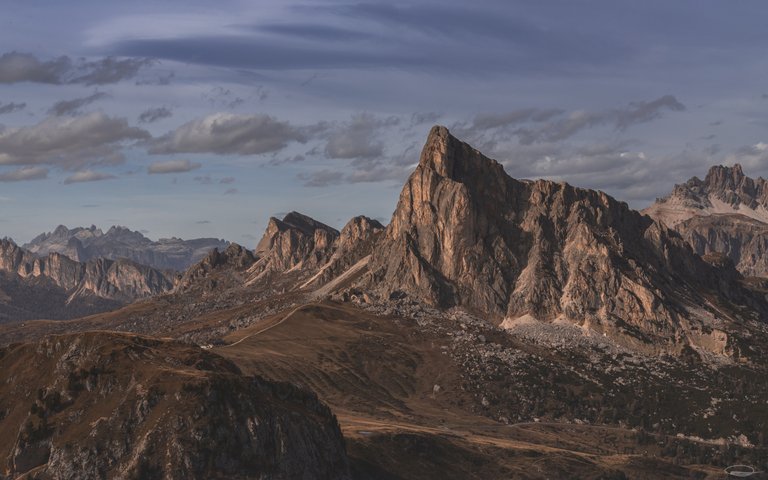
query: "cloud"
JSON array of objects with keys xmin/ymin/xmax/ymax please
[
  {"xmin": 615, "ymin": 95, "xmax": 686, "ymax": 130},
  {"xmin": 70, "ymin": 57, "xmax": 152, "ymax": 85},
  {"xmin": 325, "ymin": 113, "xmax": 398, "ymax": 160},
  {"xmin": 194, "ymin": 175, "xmax": 213, "ymax": 184},
  {"xmin": 464, "ymin": 96, "xmax": 686, "ymax": 145},
  {"xmin": 471, "ymin": 109, "xmax": 564, "ymax": 131},
  {"xmin": 224, "ymin": 188, "xmax": 238, "ymax": 194},
  {"xmin": 147, "ymin": 159, "xmax": 201, "ymax": 174},
  {"xmin": 515, "ymin": 110, "xmax": 608, "ymax": 145},
  {"xmin": 63, "ymin": 170, "xmax": 116, "ymax": 184},
  {"xmin": 195, "ymin": 220, "xmax": 211, "ymax": 224},
  {"xmin": 203, "ymin": 86, "xmax": 245, "ymax": 109},
  {"xmin": 0, "ymin": 166, "xmax": 48, "ymax": 182},
  {"xmin": 0, "ymin": 112, "xmax": 149, "ymax": 169},
  {"xmin": 727, "ymin": 142, "xmax": 768, "ymax": 170},
  {"xmin": 0, "ymin": 51, "xmax": 151, "ymax": 85},
  {"xmin": 299, "ymin": 169, "xmax": 344, "ymax": 187},
  {"xmin": 299, "ymin": 163, "xmax": 409, "ymax": 187},
  {"xmin": 268, "ymin": 154, "xmax": 305, "ymax": 166},
  {"xmin": 138, "ymin": 106, "xmax": 173, "ymax": 123},
  {"xmin": 219, "ymin": 176, "xmax": 235, "ymax": 184},
  {"xmin": 0, "ymin": 52, "xmax": 68, "ymax": 84},
  {"xmin": 0, "ymin": 102, "xmax": 26, "ymax": 115},
  {"xmin": 48, "ymin": 92, "xmax": 109, "ymax": 116},
  {"xmin": 255, "ymin": 23, "xmax": 373, "ymax": 42},
  {"xmin": 410, "ymin": 112, "xmax": 443, "ymax": 126},
  {"xmin": 109, "ymin": 4, "xmax": 631, "ymax": 75},
  {"xmin": 150, "ymin": 113, "xmax": 307, "ymax": 155}
]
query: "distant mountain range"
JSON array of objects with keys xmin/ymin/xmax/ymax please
[
  {"xmin": 644, "ymin": 163, "xmax": 768, "ymax": 277},
  {"xmin": 23, "ymin": 224, "xmax": 229, "ymax": 271},
  {"xmin": 0, "ymin": 238, "xmax": 175, "ymax": 322}
]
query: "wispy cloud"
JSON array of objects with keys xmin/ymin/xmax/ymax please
[
  {"xmin": 0, "ymin": 51, "xmax": 151, "ymax": 85},
  {"xmin": 48, "ymin": 92, "xmax": 109, "ymax": 116},
  {"xmin": 138, "ymin": 106, "xmax": 173, "ymax": 123},
  {"xmin": 150, "ymin": 113, "xmax": 307, "ymax": 155},
  {"xmin": 63, "ymin": 170, "xmax": 116, "ymax": 184},
  {"xmin": 0, "ymin": 102, "xmax": 26, "ymax": 115},
  {"xmin": 325, "ymin": 113, "xmax": 399, "ymax": 160},
  {"xmin": 147, "ymin": 158, "xmax": 201, "ymax": 174},
  {"xmin": 0, "ymin": 166, "xmax": 48, "ymax": 182}
]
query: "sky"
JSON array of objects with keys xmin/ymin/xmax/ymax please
[{"xmin": 1, "ymin": 0, "xmax": 768, "ymax": 246}]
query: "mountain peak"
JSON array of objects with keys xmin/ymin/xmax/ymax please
[
  {"xmin": 645, "ymin": 163, "xmax": 768, "ymax": 228},
  {"xmin": 703, "ymin": 163, "xmax": 749, "ymax": 193},
  {"xmin": 418, "ymin": 125, "xmax": 507, "ymax": 184},
  {"xmin": 53, "ymin": 224, "xmax": 70, "ymax": 236},
  {"xmin": 362, "ymin": 128, "xmax": 759, "ymax": 354},
  {"xmin": 282, "ymin": 211, "xmax": 338, "ymax": 236},
  {"xmin": 419, "ymin": 125, "xmax": 452, "ymax": 174}
]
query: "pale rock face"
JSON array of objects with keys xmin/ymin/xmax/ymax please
[
  {"xmin": 361, "ymin": 126, "xmax": 766, "ymax": 353},
  {"xmin": 304, "ymin": 216, "xmax": 384, "ymax": 288},
  {"xmin": 248, "ymin": 212, "xmax": 339, "ymax": 282},
  {"xmin": 644, "ymin": 164, "xmax": 768, "ymax": 276},
  {"xmin": 0, "ymin": 238, "xmax": 174, "ymax": 310}
]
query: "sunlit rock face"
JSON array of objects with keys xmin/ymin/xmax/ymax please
[
  {"xmin": 362, "ymin": 126, "xmax": 766, "ymax": 354},
  {"xmin": 645, "ymin": 164, "xmax": 768, "ymax": 277}
]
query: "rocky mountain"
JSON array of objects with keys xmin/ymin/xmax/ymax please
[
  {"xmin": 175, "ymin": 243, "xmax": 258, "ymax": 294},
  {"xmin": 644, "ymin": 164, "xmax": 768, "ymax": 227},
  {"xmin": 348, "ymin": 127, "xmax": 766, "ymax": 355},
  {"xmin": 644, "ymin": 164, "xmax": 768, "ymax": 277},
  {"xmin": 0, "ymin": 332, "xmax": 350, "ymax": 479},
  {"xmin": 0, "ymin": 239, "xmax": 174, "ymax": 322},
  {"xmin": 302, "ymin": 215, "xmax": 384, "ymax": 289},
  {"xmin": 23, "ymin": 224, "xmax": 228, "ymax": 271},
  {"xmin": 248, "ymin": 212, "xmax": 339, "ymax": 284},
  {"xmin": 160, "ymin": 127, "xmax": 768, "ymax": 357}
]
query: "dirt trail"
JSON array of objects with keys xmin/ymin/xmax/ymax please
[{"xmin": 225, "ymin": 304, "xmax": 311, "ymax": 347}]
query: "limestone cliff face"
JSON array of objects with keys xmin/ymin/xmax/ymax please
[
  {"xmin": 306, "ymin": 216, "xmax": 384, "ymax": 287},
  {"xmin": 248, "ymin": 212, "xmax": 339, "ymax": 282},
  {"xmin": 673, "ymin": 215, "xmax": 768, "ymax": 278},
  {"xmin": 0, "ymin": 333, "xmax": 350, "ymax": 479},
  {"xmin": 644, "ymin": 164, "xmax": 768, "ymax": 277},
  {"xmin": 0, "ymin": 239, "xmax": 174, "ymax": 321},
  {"xmin": 362, "ymin": 126, "xmax": 765, "ymax": 352}
]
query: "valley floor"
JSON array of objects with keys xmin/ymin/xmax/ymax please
[{"xmin": 215, "ymin": 301, "xmax": 732, "ymax": 479}]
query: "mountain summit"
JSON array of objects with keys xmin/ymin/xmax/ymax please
[
  {"xmin": 645, "ymin": 164, "xmax": 768, "ymax": 277},
  {"xmin": 358, "ymin": 126, "xmax": 764, "ymax": 353},
  {"xmin": 643, "ymin": 164, "xmax": 768, "ymax": 227}
]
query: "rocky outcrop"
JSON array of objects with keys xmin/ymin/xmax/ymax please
[
  {"xmin": 304, "ymin": 216, "xmax": 384, "ymax": 288},
  {"xmin": 24, "ymin": 224, "xmax": 229, "ymax": 271},
  {"xmin": 175, "ymin": 243, "xmax": 257, "ymax": 294},
  {"xmin": 0, "ymin": 332, "xmax": 350, "ymax": 479},
  {"xmin": 358, "ymin": 126, "xmax": 766, "ymax": 353},
  {"xmin": 0, "ymin": 239, "xmax": 174, "ymax": 322},
  {"xmin": 248, "ymin": 212, "xmax": 339, "ymax": 283},
  {"xmin": 644, "ymin": 164, "xmax": 768, "ymax": 276},
  {"xmin": 643, "ymin": 164, "xmax": 768, "ymax": 227},
  {"xmin": 674, "ymin": 214, "xmax": 768, "ymax": 277}
]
